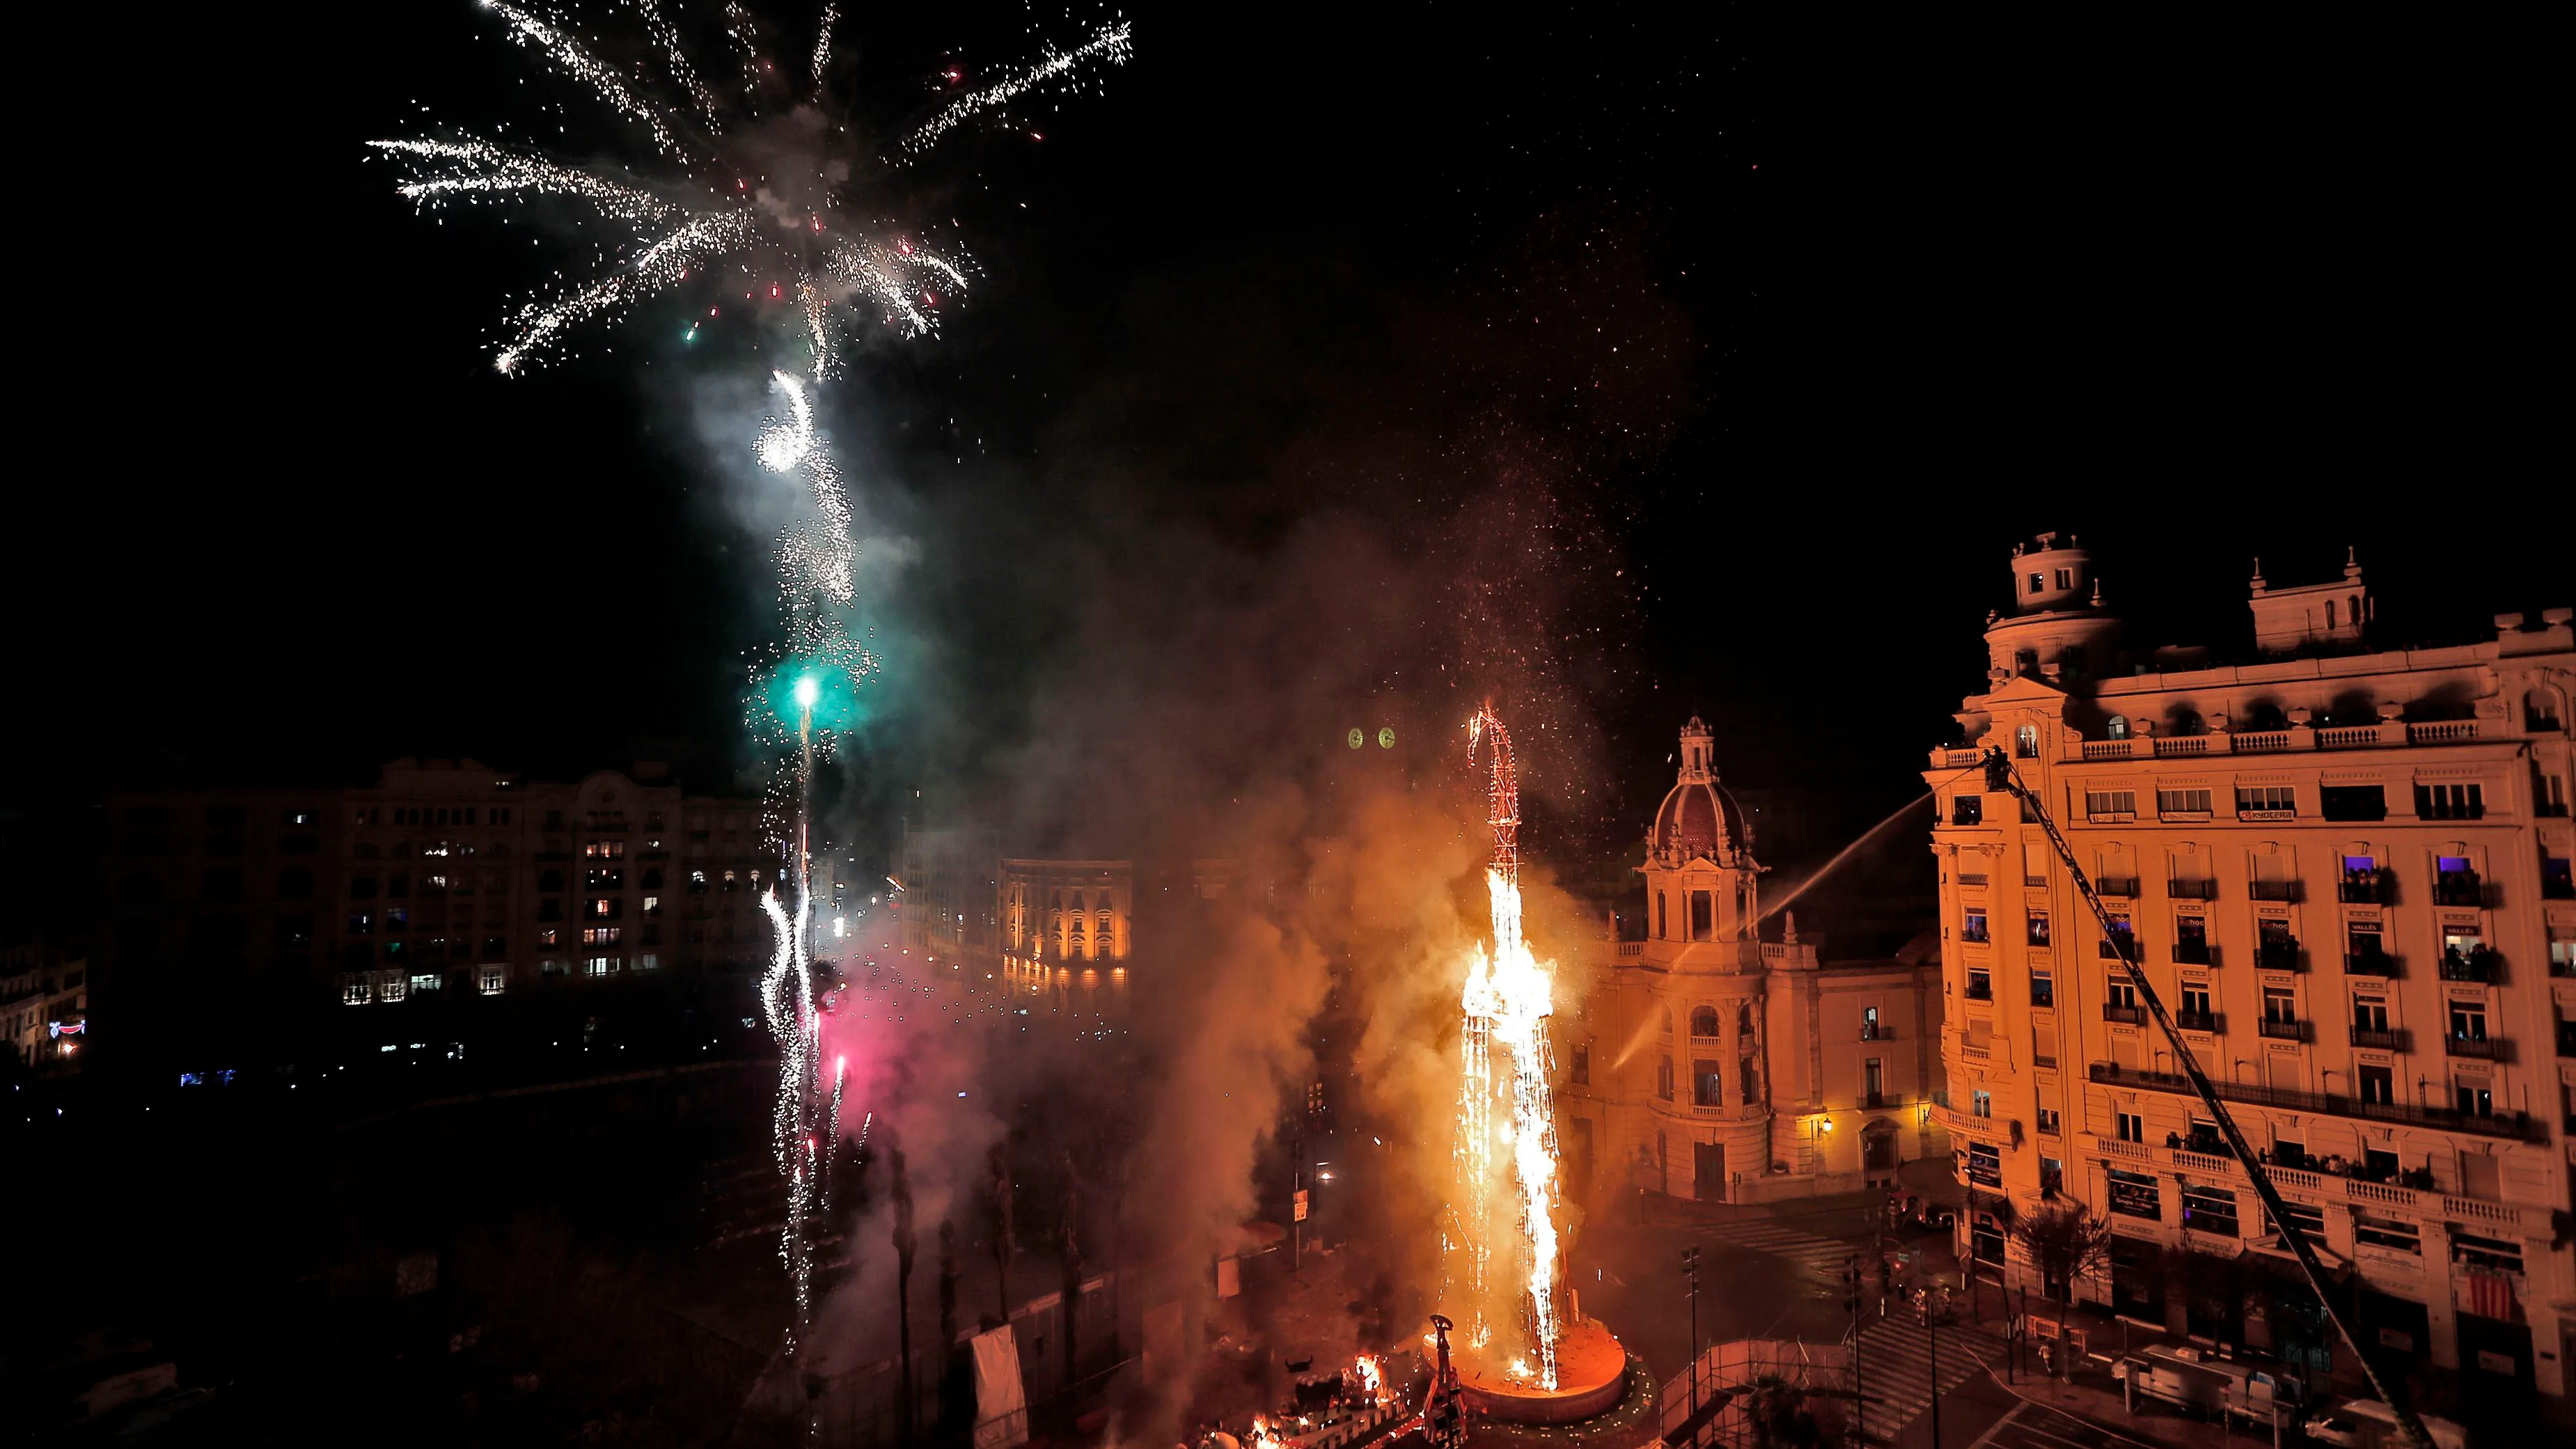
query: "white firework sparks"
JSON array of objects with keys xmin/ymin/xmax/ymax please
[{"xmin": 371, "ymin": 1, "xmax": 1133, "ymax": 375}]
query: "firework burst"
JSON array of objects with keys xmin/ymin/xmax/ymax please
[{"xmin": 370, "ymin": 1, "xmax": 1133, "ymax": 375}]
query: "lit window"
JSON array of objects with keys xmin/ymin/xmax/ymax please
[
  {"xmin": 344, "ymin": 977, "xmax": 373, "ymax": 1005},
  {"xmin": 585, "ymin": 955, "xmax": 620, "ymax": 976},
  {"xmin": 479, "ymin": 966, "xmax": 507, "ymax": 996}
]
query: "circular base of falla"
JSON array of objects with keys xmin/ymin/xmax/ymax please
[{"xmin": 1453, "ymin": 1319, "xmax": 1630, "ymax": 1425}]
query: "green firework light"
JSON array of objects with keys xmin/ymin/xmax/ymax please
[{"xmin": 762, "ymin": 659, "xmax": 866, "ymax": 734}]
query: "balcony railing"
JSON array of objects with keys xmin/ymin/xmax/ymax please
[
  {"xmin": 1942, "ymin": 721, "xmax": 2497, "ymax": 771},
  {"xmin": 2347, "ymin": 1024, "xmax": 2405, "ymax": 1051},
  {"xmin": 1859, "ymin": 1024, "xmax": 1890, "ymax": 1041},
  {"xmin": 2172, "ymin": 939, "xmax": 2212, "ymax": 964},
  {"xmin": 2234, "ymin": 730, "xmax": 2293, "ymax": 753},
  {"xmin": 2085, "ymin": 1061, "xmax": 2538, "ymax": 1140},
  {"xmin": 2100, "ymin": 934, "xmax": 2140, "ymax": 960},
  {"xmin": 2433, "ymin": 872, "xmax": 2483, "ymax": 907},
  {"xmin": 2437, "ymin": 947, "xmax": 2500, "ymax": 983},
  {"xmin": 1962, "ymin": 982, "xmax": 1994, "ymax": 1002},
  {"xmin": 2345, "ymin": 949, "xmax": 2400, "ymax": 978},
  {"xmin": 2175, "ymin": 1010, "xmax": 2224, "ymax": 1034},
  {"xmin": 2338, "ymin": 870, "xmax": 2396, "ymax": 904},
  {"xmin": 2096, "ymin": 877, "xmax": 2139, "ymax": 898},
  {"xmin": 2103, "ymin": 1003, "xmax": 2145, "ymax": 1024},
  {"xmin": 2167, "ymin": 878, "xmax": 2218, "ymax": 900},
  {"xmin": 2248, "ymin": 880, "xmax": 2300, "ymax": 902},
  {"xmin": 2444, "ymin": 1034, "xmax": 2505, "ymax": 1061},
  {"xmin": 2258, "ymin": 1017, "xmax": 2307, "ymax": 1042}
]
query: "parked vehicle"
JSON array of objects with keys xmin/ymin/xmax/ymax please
[{"xmin": 2114, "ymin": 1347, "xmax": 2300, "ymax": 1425}]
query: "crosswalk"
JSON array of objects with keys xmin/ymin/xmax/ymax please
[
  {"xmin": 1851, "ymin": 1315, "xmax": 2007, "ymax": 1445},
  {"xmin": 1683, "ymin": 1218, "xmax": 1864, "ymax": 1287}
]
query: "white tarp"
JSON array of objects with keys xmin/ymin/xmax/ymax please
[{"xmin": 971, "ymin": 1324, "xmax": 1030, "ymax": 1449}]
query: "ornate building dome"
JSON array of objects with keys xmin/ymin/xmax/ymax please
[{"xmin": 1651, "ymin": 717, "xmax": 1752, "ymax": 865}]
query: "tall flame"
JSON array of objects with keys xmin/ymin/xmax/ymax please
[{"xmin": 1452, "ymin": 707, "xmax": 1563, "ymax": 1388}]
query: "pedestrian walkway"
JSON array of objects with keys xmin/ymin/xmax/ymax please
[
  {"xmin": 1683, "ymin": 1217, "xmax": 1860, "ymax": 1287},
  {"xmin": 1853, "ymin": 1315, "xmax": 2009, "ymax": 1445}
]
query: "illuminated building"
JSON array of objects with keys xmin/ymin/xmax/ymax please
[
  {"xmin": 1, "ymin": 948, "xmax": 87, "ymax": 1067},
  {"xmin": 1929, "ymin": 533, "xmax": 2575, "ymax": 1400},
  {"xmin": 1559, "ymin": 719, "xmax": 1950, "ymax": 1204}
]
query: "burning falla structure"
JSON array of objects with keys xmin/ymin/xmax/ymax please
[{"xmin": 1441, "ymin": 708, "xmax": 1628, "ymax": 1424}]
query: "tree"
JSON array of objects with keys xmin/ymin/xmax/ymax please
[
  {"xmin": 1742, "ymin": 1374, "xmax": 1823, "ymax": 1449},
  {"xmin": 2010, "ymin": 1200, "xmax": 2115, "ymax": 1303}
]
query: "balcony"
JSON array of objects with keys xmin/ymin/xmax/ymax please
[
  {"xmin": 2103, "ymin": 1003, "xmax": 2145, "ymax": 1025},
  {"xmin": 2025, "ymin": 874, "xmax": 2048, "ymax": 888},
  {"xmin": 2253, "ymin": 941, "xmax": 2303, "ymax": 973},
  {"xmin": 2338, "ymin": 870, "xmax": 2396, "ymax": 904},
  {"xmin": 2084, "ymin": 1061, "xmax": 2538, "ymax": 1141},
  {"xmin": 2248, "ymin": 880, "xmax": 2300, "ymax": 902},
  {"xmin": 1958, "ymin": 872, "xmax": 1989, "ymax": 888},
  {"xmin": 2344, "ymin": 948, "xmax": 2400, "ymax": 978},
  {"xmin": 2555, "ymin": 1024, "xmax": 2576, "ymax": 1059},
  {"xmin": 2175, "ymin": 1010, "xmax": 2225, "ymax": 1034},
  {"xmin": 1859, "ymin": 1024, "xmax": 1890, "ymax": 1041},
  {"xmin": 2437, "ymin": 946, "xmax": 2500, "ymax": 983},
  {"xmin": 2233, "ymin": 730, "xmax": 2294, "ymax": 754},
  {"xmin": 2167, "ymin": 878, "xmax": 2219, "ymax": 901},
  {"xmin": 2258, "ymin": 1017, "xmax": 2308, "ymax": 1042},
  {"xmin": 2172, "ymin": 939, "xmax": 2213, "ymax": 965},
  {"xmin": 2100, "ymin": 934, "xmax": 2141, "ymax": 960},
  {"xmin": 1962, "ymin": 982, "xmax": 1994, "ymax": 1002},
  {"xmin": 2096, "ymin": 877, "xmax": 2139, "ymax": 898},
  {"xmin": 2444, "ymin": 1033, "xmax": 2506, "ymax": 1061},
  {"xmin": 2433, "ymin": 871, "xmax": 2483, "ymax": 907}
]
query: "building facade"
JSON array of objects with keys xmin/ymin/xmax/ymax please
[
  {"xmin": 1560, "ymin": 719, "xmax": 1949, "ymax": 1206},
  {"xmin": 94, "ymin": 759, "xmax": 764, "ymax": 1073},
  {"xmin": 1929, "ymin": 533, "xmax": 2576, "ymax": 1404},
  {"xmin": 2, "ymin": 947, "xmax": 87, "ymax": 1068}
]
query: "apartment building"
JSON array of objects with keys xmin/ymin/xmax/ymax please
[
  {"xmin": 94, "ymin": 759, "xmax": 764, "ymax": 1072},
  {"xmin": 2, "ymin": 947, "xmax": 87, "ymax": 1068},
  {"xmin": 1929, "ymin": 533, "xmax": 2575, "ymax": 1404}
]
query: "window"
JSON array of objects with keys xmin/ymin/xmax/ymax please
[
  {"xmin": 2448, "ymin": 1000, "xmax": 2487, "ymax": 1042},
  {"xmin": 1965, "ymin": 966, "xmax": 1992, "ymax": 1000},
  {"xmin": 1952, "ymin": 794, "xmax": 1984, "ymax": 826},
  {"xmin": 2029, "ymin": 970, "xmax": 2054, "ymax": 1008},
  {"xmin": 637, "ymin": 953, "xmax": 659, "ymax": 971},
  {"xmin": 2320, "ymin": 785, "xmax": 2387, "ymax": 822},
  {"xmin": 1570, "ymin": 1044, "xmax": 1589, "ymax": 1085},
  {"xmin": 2353, "ymin": 996, "xmax": 2389, "ymax": 1032},
  {"xmin": 2098, "ymin": 913, "xmax": 2135, "ymax": 959},
  {"xmin": 2358, "ymin": 1063, "xmax": 2393, "ymax": 1104},
  {"xmin": 1736, "ymin": 1003, "xmax": 1753, "ymax": 1035},
  {"xmin": 1864, "ymin": 1058, "xmax": 1883, "ymax": 1103},
  {"xmin": 2029, "ymin": 572, "xmax": 2044, "ymax": 595},
  {"xmin": 585, "ymin": 955, "xmax": 620, "ymax": 976},
  {"xmin": 1656, "ymin": 1055, "xmax": 1674, "ymax": 1101},
  {"xmin": 2346, "ymin": 920, "xmax": 2385, "ymax": 962},
  {"xmin": 1690, "ymin": 891, "xmax": 1713, "ymax": 941},
  {"xmin": 411, "ymin": 972, "xmax": 444, "ymax": 993},
  {"xmin": 1967, "ymin": 1142, "xmax": 2002, "ymax": 1186},
  {"xmin": 2453, "ymin": 1231, "xmax": 2523, "ymax": 1275},
  {"xmin": 642, "ymin": 895, "xmax": 660, "ymax": 917},
  {"xmin": 2107, "ymin": 1168, "xmax": 2160, "ymax": 1219},
  {"xmin": 349, "ymin": 875, "xmax": 378, "ymax": 900},
  {"xmin": 1972, "ymin": 1089, "xmax": 1993, "ymax": 1118},
  {"xmin": 584, "ymin": 840, "xmax": 627, "ymax": 860},
  {"xmin": 2174, "ymin": 914, "xmax": 2209, "ymax": 961},
  {"xmin": 2106, "ymin": 978, "xmax": 2139, "ymax": 1009},
  {"xmin": 1693, "ymin": 1060, "xmax": 1722, "ymax": 1107},
  {"xmin": 2353, "ymin": 1214, "xmax": 2419, "ymax": 1254},
  {"xmin": 2181, "ymin": 1184, "xmax": 2239, "ymax": 1237},
  {"xmin": 1861, "ymin": 1005, "xmax": 1882, "ymax": 1040},
  {"xmin": 1656, "ymin": 891, "xmax": 1668, "ymax": 939},
  {"xmin": 347, "ymin": 910, "xmax": 375, "ymax": 935},
  {"xmin": 1961, "ymin": 911, "xmax": 1988, "ymax": 943},
  {"xmin": 2105, "ymin": 716, "xmax": 2129, "ymax": 740},
  {"xmin": 2414, "ymin": 783, "xmax": 2484, "ymax": 820},
  {"xmin": 2236, "ymin": 785, "xmax": 2295, "ymax": 816},
  {"xmin": 2053, "ymin": 568, "xmax": 2072, "ymax": 590},
  {"xmin": 2456, "ymin": 1081, "xmax": 2492, "ymax": 1118},
  {"xmin": 2085, "ymin": 790, "xmax": 2137, "ymax": 819},
  {"xmin": 2267, "ymin": 1202, "xmax": 2327, "ymax": 1247},
  {"xmin": 2263, "ymin": 985, "xmax": 2297, "ymax": 1024},
  {"xmin": 1689, "ymin": 1005, "xmax": 1720, "ymax": 1037},
  {"xmin": 479, "ymin": 965, "xmax": 506, "ymax": 995},
  {"xmin": 343, "ymin": 977, "xmax": 372, "ymax": 1005},
  {"xmin": 2181, "ymin": 982, "xmax": 2212, "ymax": 1017},
  {"xmin": 588, "ymin": 897, "xmax": 622, "ymax": 920},
  {"xmin": 2116, "ymin": 1111, "xmax": 2144, "ymax": 1143},
  {"xmin": 586, "ymin": 868, "xmax": 625, "ymax": 891},
  {"xmin": 2015, "ymin": 724, "xmax": 2039, "ymax": 759},
  {"xmin": 2157, "ymin": 788, "xmax": 2213, "ymax": 816},
  {"xmin": 582, "ymin": 926, "xmax": 621, "ymax": 946},
  {"xmin": 2027, "ymin": 911, "xmax": 2050, "ymax": 945},
  {"xmin": 1740, "ymin": 1057, "xmax": 1759, "ymax": 1103}
]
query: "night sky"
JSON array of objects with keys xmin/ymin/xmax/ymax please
[{"xmin": 6, "ymin": 5, "xmax": 2560, "ymax": 902}]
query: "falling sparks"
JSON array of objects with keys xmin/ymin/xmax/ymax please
[
  {"xmin": 1452, "ymin": 707, "xmax": 1563, "ymax": 1389},
  {"xmin": 370, "ymin": 2, "xmax": 1133, "ymax": 375}
]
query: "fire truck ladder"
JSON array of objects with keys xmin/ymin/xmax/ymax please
[{"xmin": 1978, "ymin": 747, "xmax": 2430, "ymax": 1449}]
